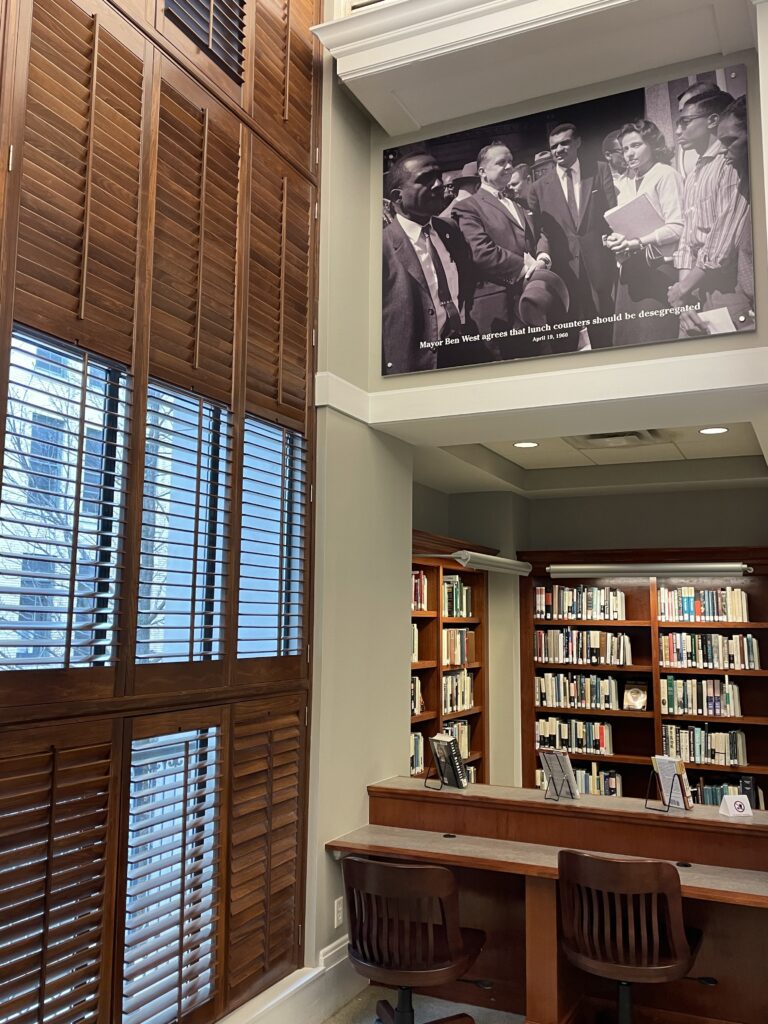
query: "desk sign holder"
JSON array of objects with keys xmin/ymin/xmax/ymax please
[
  {"xmin": 538, "ymin": 749, "xmax": 579, "ymax": 801},
  {"xmin": 719, "ymin": 794, "xmax": 753, "ymax": 817}
]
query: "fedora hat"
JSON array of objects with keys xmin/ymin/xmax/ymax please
[
  {"xmin": 452, "ymin": 160, "xmax": 479, "ymax": 185},
  {"xmin": 518, "ymin": 267, "xmax": 569, "ymax": 328}
]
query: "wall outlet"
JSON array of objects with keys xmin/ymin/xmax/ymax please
[{"xmin": 333, "ymin": 896, "xmax": 344, "ymax": 929}]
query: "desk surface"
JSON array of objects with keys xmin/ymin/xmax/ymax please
[
  {"xmin": 368, "ymin": 776, "xmax": 768, "ymax": 833},
  {"xmin": 327, "ymin": 822, "xmax": 768, "ymax": 909}
]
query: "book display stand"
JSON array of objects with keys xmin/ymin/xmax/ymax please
[
  {"xmin": 644, "ymin": 769, "xmax": 688, "ymax": 813},
  {"xmin": 539, "ymin": 749, "xmax": 579, "ymax": 801}
]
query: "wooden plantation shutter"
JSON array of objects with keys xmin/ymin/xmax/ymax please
[
  {"xmin": 122, "ymin": 710, "xmax": 223, "ymax": 1024},
  {"xmin": 14, "ymin": 0, "xmax": 146, "ymax": 366},
  {"xmin": 0, "ymin": 720, "xmax": 117, "ymax": 1024},
  {"xmin": 227, "ymin": 692, "xmax": 306, "ymax": 1009},
  {"xmin": 245, "ymin": 139, "xmax": 313, "ymax": 431},
  {"xmin": 252, "ymin": 0, "xmax": 318, "ymax": 169},
  {"xmin": 149, "ymin": 61, "xmax": 241, "ymax": 406},
  {"xmin": 165, "ymin": 0, "xmax": 246, "ymax": 83}
]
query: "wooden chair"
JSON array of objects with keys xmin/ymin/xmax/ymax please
[
  {"xmin": 557, "ymin": 850, "xmax": 702, "ymax": 1024},
  {"xmin": 341, "ymin": 856, "xmax": 486, "ymax": 1024}
]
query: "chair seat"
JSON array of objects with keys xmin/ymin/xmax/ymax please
[
  {"xmin": 349, "ymin": 926, "xmax": 486, "ymax": 988},
  {"xmin": 562, "ymin": 928, "xmax": 702, "ymax": 985}
]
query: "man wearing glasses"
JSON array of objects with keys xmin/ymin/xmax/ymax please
[{"xmin": 668, "ymin": 88, "xmax": 745, "ymax": 315}]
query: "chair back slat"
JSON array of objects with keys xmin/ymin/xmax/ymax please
[
  {"xmin": 342, "ymin": 857, "xmax": 464, "ymax": 972},
  {"xmin": 558, "ymin": 851, "xmax": 691, "ymax": 972}
]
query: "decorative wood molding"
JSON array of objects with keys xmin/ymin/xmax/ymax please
[{"xmin": 314, "ymin": 370, "xmax": 371, "ymax": 422}]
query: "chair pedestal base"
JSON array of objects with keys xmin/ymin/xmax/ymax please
[
  {"xmin": 617, "ymin": 981, "xmax": 632, "ymax": 1024},
  {"xmin": 375, "ymin": 989, "xmax": 474, "ymax": 1024}
]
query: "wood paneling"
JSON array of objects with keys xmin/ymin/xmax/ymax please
[
  {"xmin": 13, "ymin": 0, "xmax": 147, "ymax": 365},
  {"xmin": 226, "ymin": 691, "xmax": 307, "ymax": 1010}
]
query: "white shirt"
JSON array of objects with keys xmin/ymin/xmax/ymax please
[
  {"xmin": 631, "ymin": 161, "xmax": 684, "ymax": 254},
  {"xmin": 396, "ymin": 214, "xmax": 459, "ymax": 338},
  {"xmin": 611, "ymin": 171, "xmax": 635, "ymax": 207},
  {"xmin": 556, "ymin": 159, "xmax": 581, "ymax": 214}
]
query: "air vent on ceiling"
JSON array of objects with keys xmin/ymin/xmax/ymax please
[{"xmin": 566, "ymin": 430, "xmax": 665, "ymax": 451}]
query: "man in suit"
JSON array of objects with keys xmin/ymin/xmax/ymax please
[
  {"xmin": 451, "ymin": 142, "xmax": 553, "ymax": 359},
  {"xmin": 382, "ymin": 151, "xmax": 476, "ymax": 375},
  {"xmin": 528, "ymin": 122, "xmax": 618, "ymax": 350}
]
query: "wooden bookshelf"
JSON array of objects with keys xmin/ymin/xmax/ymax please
[
  {"xmin": 411, "ymin": 552, "xmax": 490, "ymax": 784},
  {"xmin": 519, "ymin": 547, "xmax": 768, "ymax": 802}
]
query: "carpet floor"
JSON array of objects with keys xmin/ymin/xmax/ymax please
[{"xmin": 321, "ymin": 985, "xmax": 523, "ymax": 1024}]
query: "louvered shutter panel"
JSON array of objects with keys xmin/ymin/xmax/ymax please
[
  {"xmin": 227, "ymin": 693, "xmax": 306, "ymax": 1008},
  {"xmin": 246, "ymin": 140, "xmax": 313, "ymax": 431},
  {"xmin": 123, "ymin": 715, "xmax": 222, "ymax": 1024},
  {"xmin": 252, "ymin": 0, "xmax": 317, "ymax": 168},
  {"xmin": 149, "ymin": 62, "xmax": 241, "ymax": 405},
  {"xmin": 0, "ymin": 721, "xmax": 116, "ymax": 1024},
  {"xmin": 164, "ymin": 0, "xmax": 245, "ymax": 83},
  {"xmin": 14, "ymin": 0, "xmax": 145, "ymax": 366}
]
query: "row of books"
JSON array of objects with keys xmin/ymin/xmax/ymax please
[
  {"xmin": 535, "ymin": 717, "xmax": 614, "ymax": 755},
  {"xmin": 535, "ymin": 764, "xmax": 623, "ymax": 797},
  {"xmin": 442, "ymin": 628, "xmax": 477, "ymax": 666},
  {"xmin": 442, "ymin": 669, "xmax": 475, "ymax": 713},
  {"xmin": 534, "ymin": 585, "xmax": 627, "ymax": 621},
  {"xmin": 661, "ymin": 724, "xmax": 748, "ymax": 766},
  {"xmin": 658, "ymin": 632, "xmax": 761, "ymax": 670},
  {"xmin": 410, "ymin": 676, "xmax": 425, "ymax": 716},
  {"xmin": 660, "ymin": 676, "xmax": 742, "ymax": 717},
  {"xmin": 443, "ymin": 574, "xmax": 472, "ymax": 618},
  {"xmin": 535, "ymin": 672, "xmax": 620, "ymax": 710},
  {"xmin": 690, "ymin": 775, "xmax": 765, "ymax": 808},
  {"xmin": 411, "ymin": 569, "xmax": 429, "ymax": 612},
  {"xmin": 442, "ymin": 718, "xmax": 470, "ymax": 758},
  {"xmin": 658, "ymin": 586, "xmax": 749, "ymax": 623},
  {"xmin": 534, "ymin": 629, "xmax": 633, "ymax": 666},
  {"xmin": 410, "ymin": 731, "xmax": 425, "ymax": 775}
]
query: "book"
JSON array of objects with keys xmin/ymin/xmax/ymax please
[
  {"xmin": 651, "ymin": 754, "xmax": 693, "ymax": 809},
  {"xmin": 604, "ymin": 192, "xmax": 667, "ymax": 249},
  {"xmin": 429, "ymin": 732, "xmax": 469, "ymax": 788}
]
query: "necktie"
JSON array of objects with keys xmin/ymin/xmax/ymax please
[
  {"xmin": 422, "ymin": 224, "xmax": 463, "ymax": 337},
  {"xmin": 565, "ymin": 168, "xmax": 578, "ymax": 224}
]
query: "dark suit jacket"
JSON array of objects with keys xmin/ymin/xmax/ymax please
[
  {"xmin": 451, "ymin": 188, "xmax": 544, "ymax": 336},
  {"xmin": 382, "ymin": 216, "xmax": 474, "ymax": 375},
  {"xmin": 528, "ymin": 160, "xmax": 617, "ymax": 321}
]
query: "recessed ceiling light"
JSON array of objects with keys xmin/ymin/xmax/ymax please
[
  {"xmin": 698, "ymin": 427, "xmax": 728, "ymax": 436},
  {"xmin": 514, "ymin": 441, "xmax": 538, "ymax": 448}
]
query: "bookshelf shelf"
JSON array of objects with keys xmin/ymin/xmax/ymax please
[
  {"xmin": 443, "ymin": 705, "xmax": 483, "ymax": 720},
  {"xmin": 534, "ymin": 661, "xmax": 652, "ymax": 673},
  {"xmin": 536, "ymin": 706, "xmax": 654, "ymax": 719},
  {"xmin": 410, "ymin": 547, "xmax": 489, "ymax": 783},
  {"xmin": 521, "ymin": 548, "xmax": 768, "ymax": 801},
  {"xmin": 534, "ymin": 619, "xmax": 650, "ymax": 627}
]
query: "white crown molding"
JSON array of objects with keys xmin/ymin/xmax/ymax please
[
  {"xmin": 315, "ymin": 371, "xmax": 372, "ymax": 423},
  {"xmin": 312, "ymin": 0, "xmax": 637, "ymax": 79}
]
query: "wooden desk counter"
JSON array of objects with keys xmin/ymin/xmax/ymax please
[
  {"xmin": 327, "ymin": 823, "xmax": 768, "ymax": 909},
  {"xmin": 368, "ymin": 776, "xmax": 768, "ymax": 870}
]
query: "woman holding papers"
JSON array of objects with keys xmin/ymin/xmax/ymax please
[{"xmin": 603, "ymin": 119, "xmax": 684, "ymax": 346}]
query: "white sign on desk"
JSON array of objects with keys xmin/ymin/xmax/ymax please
[{"xmin": 719, "ymin": 794, "xmax": 753, "ymax": 818}]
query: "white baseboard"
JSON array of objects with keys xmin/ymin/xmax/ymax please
[{"xmin": 219, "ymin": 936, "xmax": 366, "ymax": 1024}]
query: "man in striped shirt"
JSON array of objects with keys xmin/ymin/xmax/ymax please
[{"xmin": 668, "ymin": 89, "xmax": 749, "ymax": 315}]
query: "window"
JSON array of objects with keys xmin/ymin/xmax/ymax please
[
  {"xmin": 238, "ymin": 417, "xmax": 307, "ymax": 658},
  {"xmin": 0, "ymin": 329, "xmax": 129, "ymax": 669},
  {"xmin": 165, "ymin": 0, "xmax": 245, "ymax": 83},
  {"xmin": 138, "ymin": 383, "xmax": 231, "ymax": 664},
  {"xmin": 124, "ymin": 727, "xmax": 220, "ymax": 1024}
]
